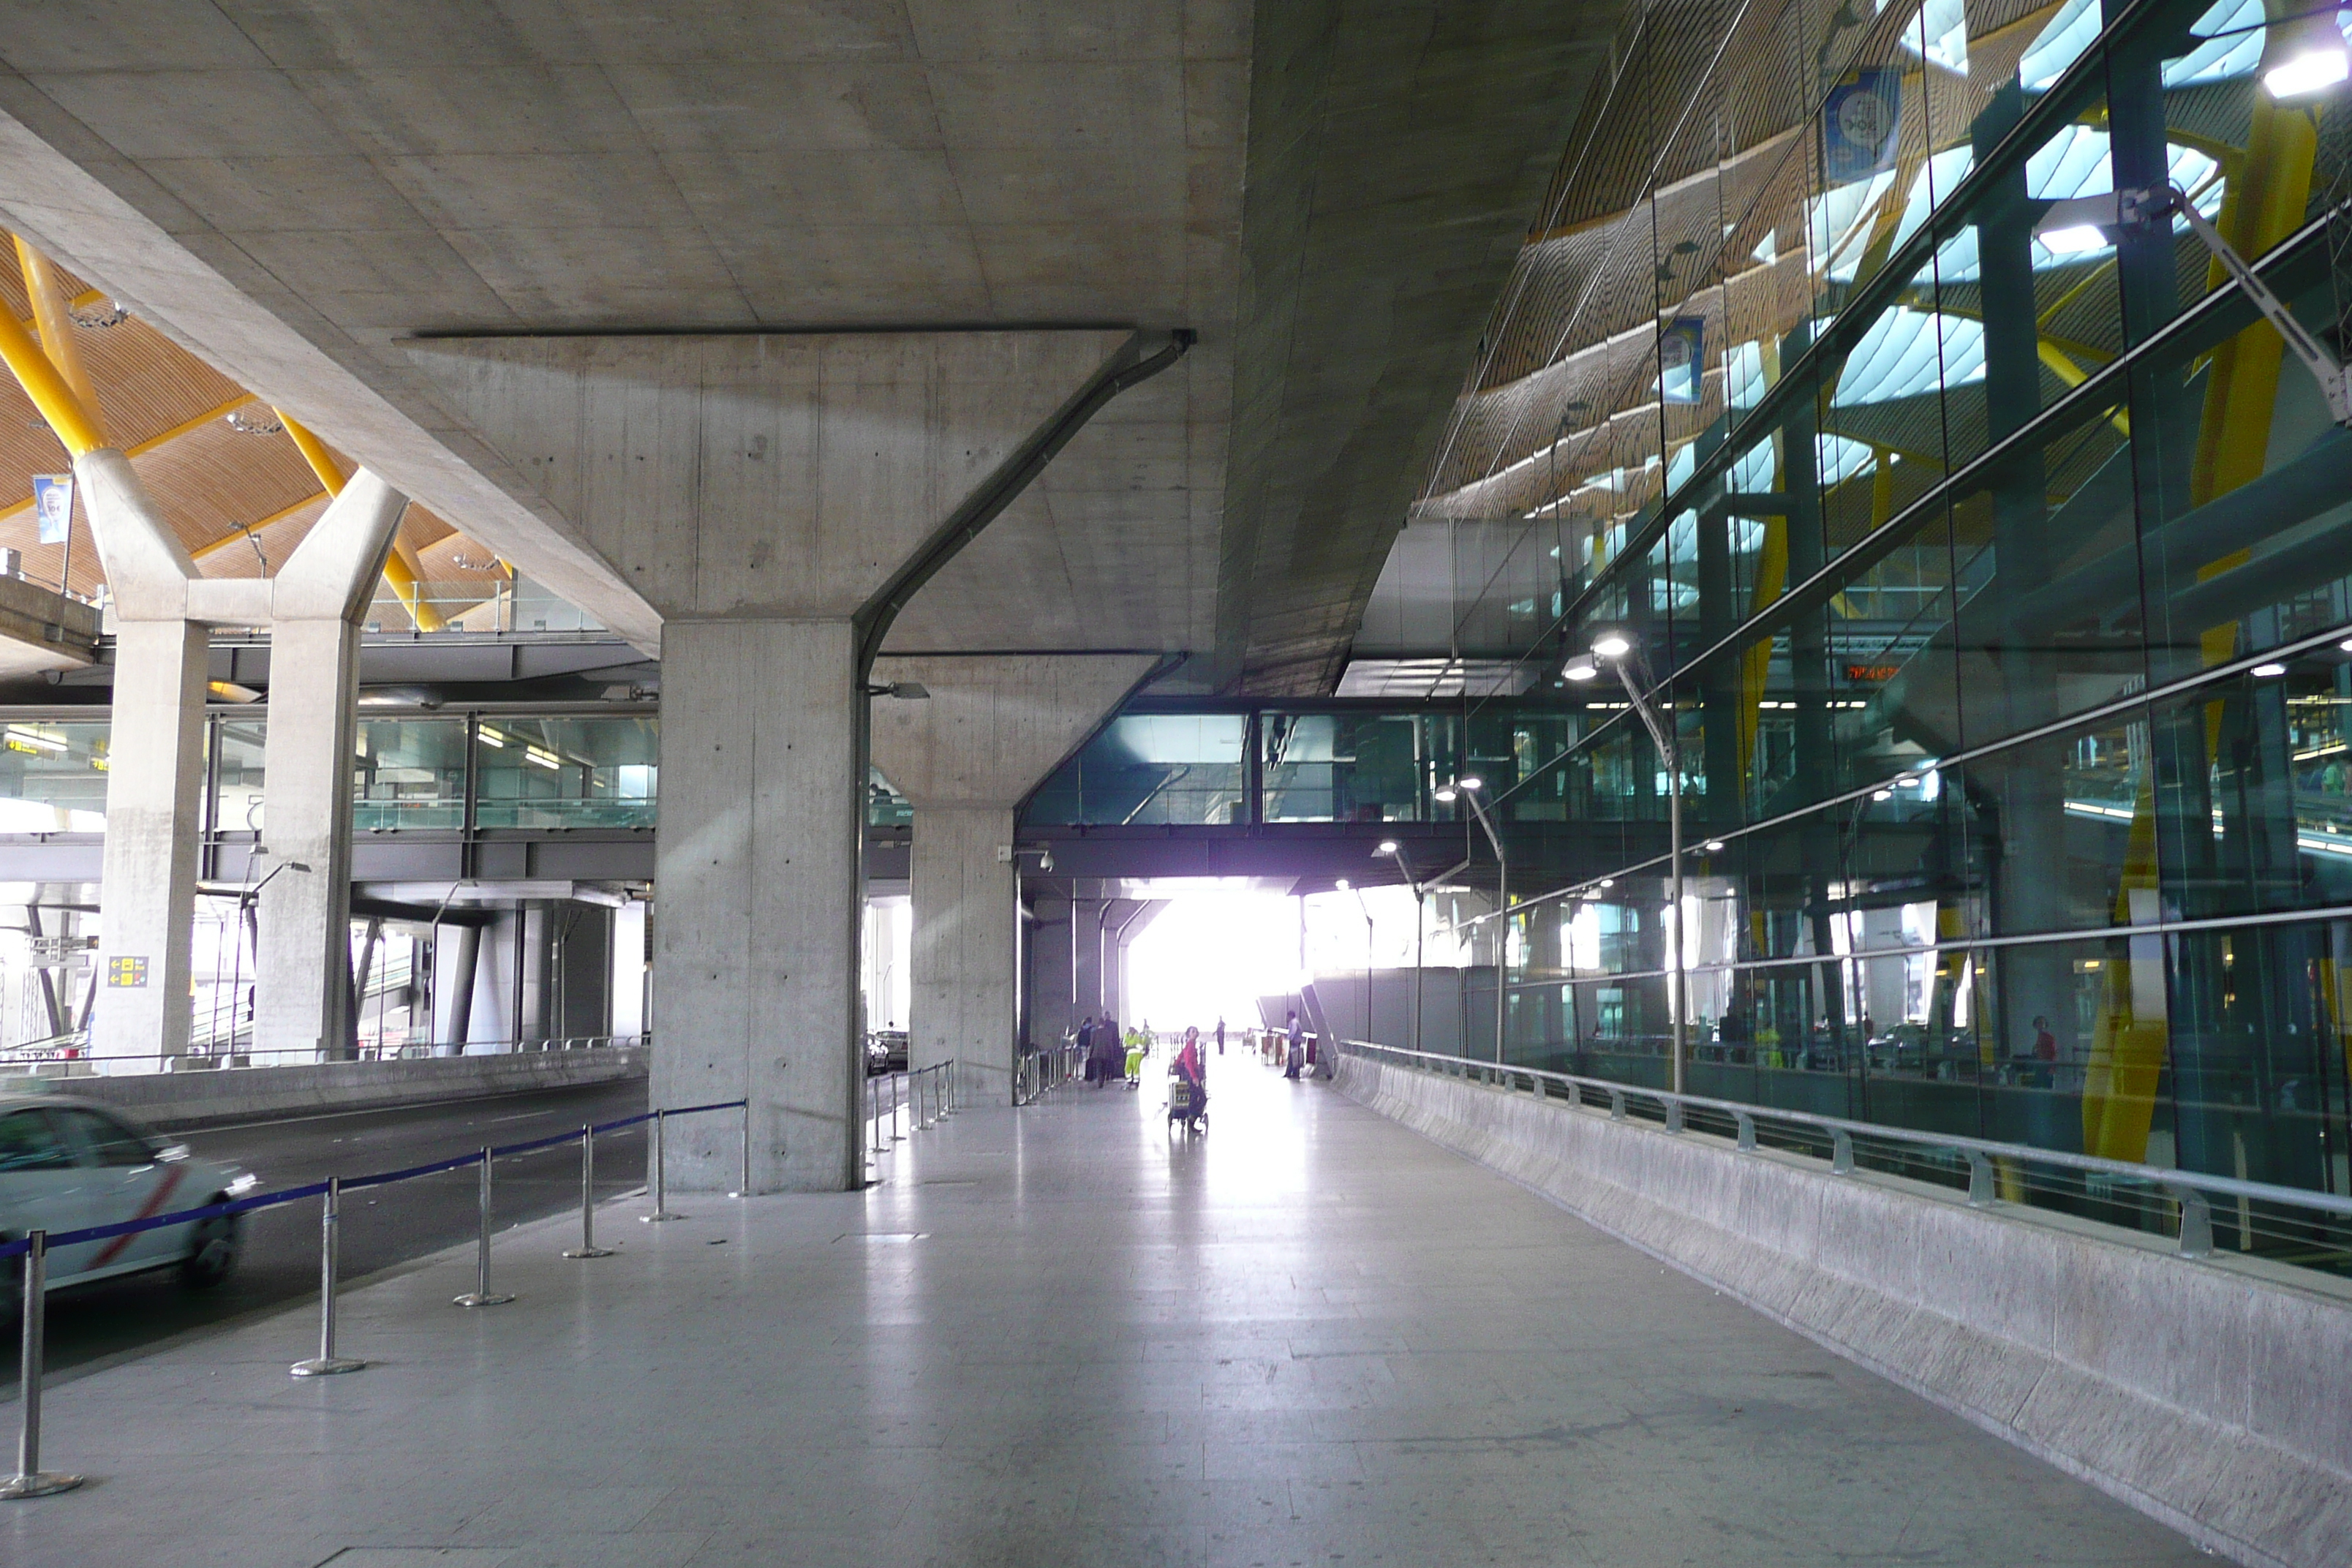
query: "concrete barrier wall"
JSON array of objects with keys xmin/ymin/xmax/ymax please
[
  {"xmin": 1335, "ymin": 1052, "xmax": 2352, "ymax": 1568},
  {"xmin": 0, "ymin": 1048, "xmax": 647, "ymax": 1131}
]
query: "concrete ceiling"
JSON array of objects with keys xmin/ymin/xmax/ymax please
[{"xmin": 0, "ymin": 1, "xmax": 1631, "ymax": 695}]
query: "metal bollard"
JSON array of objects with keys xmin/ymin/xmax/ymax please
[
  {"xmin": 642, "ymin": 1109, "xmax": 685, "ymax": 1222},
  {"xmin": 453, "ymin": 1150, "xmax": 515, "ymax": 1307},
  {"xmin": 892, "ymin": 1072, "xmax": 906, "ymax": 1142},
  {"xmin": 562, "ymin": 1126, "xmax": 615, "ymax": 1259},
  {"xmin": 292, "ymin": 1178, "xmax": 366, "ymax": 1375},
  {"xmin": 1, "ymin": 1232, "xmax": 83, "ymax": 1498},
  {"xmin": 870, "ymin": 1074, "xmax": 886, "ymax": 1155},
  {"xmin": 734, "ymin": 1101, "xmax": 753, "ymax": 1199}
]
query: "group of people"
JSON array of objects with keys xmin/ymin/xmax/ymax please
[{"xmin": 1072, "ymin": 1015, "xmax": 1221, "ymax": 1117}]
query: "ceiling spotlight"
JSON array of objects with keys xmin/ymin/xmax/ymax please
[
  {"xmin": 1433, "ymin": 785, "xmax": 1458, "ymax": 804},
  {"xmin": 2253, "ymin": 662, "xmax": 2288, "ymax": 677},
  {"xmin": 1872, "ymin": 788, "xmax": 1893, "ymax": 802},
  {"xmin": 1376, "ymin": 839, "xmax": 1400, "ymax": 856},
  {"xmin": 1564, "ymin": 658, "xmax": 1599, "ymax": 682},
  {"xmin": 2264, "ymin": 10, "xmax": 2351, "ymax": 99},
  {"xmin": 1336, "ymin": 878, "xmax": 1351, "ymax": 892},
  {"xmin": 1704, "ymin": 839, "xmax": 1725, "ymax": 852},
  {"xmin": 1597, "ymin": 878, "xmax": 1614, "ymax": 889}
]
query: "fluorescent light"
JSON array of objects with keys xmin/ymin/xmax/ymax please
[
  {"xmin": 2253, "ymin": 662, "xmax": 2288, "ymax": 677},
  {"xmin": 2038, "ymin": 223, "xmax": 2111, "ymax": 255},
  {"xmin": 2266, "ymin": 44, "xmax": 2349, "ymax": 99},
  {"xmin": 524, "ymin": 745, "xmax": 561, "ymax": 770},
  {"xmin": 4, "ymin": 726, "xmax": 64, "ymax": 753},
  {"xmin": 478, "ymin": 728, "xmax": 506, "ymax": 749}
]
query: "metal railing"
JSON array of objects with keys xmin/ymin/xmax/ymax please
[
  {"xmin": 1014, "ymin": 1042, "xmax": 1084, "ymax": 1104},
  {"xmin": 866, "ymin": 1061, "xmax": 957, "ymax": 1165},
  {"xmin": 0, "ymin": 1095, "xmax": 747, "ymax": 1499},
  {"xmin": 1337, "ymin": 1039, "xmax": 2352, "ymax": 1273},
  {"xmin": 0, "ymin": 1033, "xmax": 646, "ymax": 1077}
]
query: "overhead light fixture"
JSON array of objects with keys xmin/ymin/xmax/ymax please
[
  {"xmin": 1335, "ymin": 878, "xmax": 1351, "ymax": 892},
  {"xmin": 1872, "ymin": 788, "xmax": 1893, "ymax": 802},
  {"xmin": 2340, "ymin": 638, "xmax": 2352, "ymax": 653},
  {"xmin": 1433, "ymin": 785, "xmax": 1458, "ymax": 804},
  {"xmin": 1455, "ymin": 775, "xmax": 1484, "ymax": 791},
  {"xmin": 1597, "ymin": 877, "xmax": 1614, "ymax": 889},
  {"xmin": 1376, "ymin": 839, "xmax": 1400, "ymax": 856},
  {"xmin": 1591, "ymin": 632, "xmax": 1632, "ymax": 659},
  {"xmin": 4, "ymin": 725, "xmax": 64, "ymax": 754},
  {"xmin": 2039, "ymin": 222, "xmax": 2111, "ymax": 255},
  {"xmin": 2264, "ymin": 10, "xmax": 2351, "ymax": 99},
  {"xmin": 524, "ymin": 745, "xmax": 562, "ymax": 770},
  {"xmin": 478, "ymin": 728, "xmax": 506, "ymax": 749},
  {"xmin": 1704, "ymin": 839, "xmax": 1725, "ymax": 852},
  {"xmin": 1564, "ymin": 657, "xmax": 1599, "ymax": 682},
  {"xmin": 2253, "ymin": 662, "xmax": 2289, "ymax": 677}
]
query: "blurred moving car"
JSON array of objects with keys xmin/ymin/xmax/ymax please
[
  {"xmin": 865, "ymin": 1030, "xmax": 910, "ymax": 1076},
  {"xmin": 0, "ymin": 1093, "xmax": 253, "ymax": 1312}
]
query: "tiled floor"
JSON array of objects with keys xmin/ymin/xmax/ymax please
[{"xmin": 3, "ymin": 1053, "xmax": 2206, "ymax": 1567}]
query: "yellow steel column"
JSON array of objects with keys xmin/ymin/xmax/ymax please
[
  {"xmin": 278, "ymin": 409, "xmax": 444, "ymax": 632},
  {"xmin": 12, "ymin": 238, "xmax": 103, "ymax": 437}
]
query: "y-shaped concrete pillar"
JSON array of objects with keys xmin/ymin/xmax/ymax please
[
  {"xmin": 410, "ymin": 331, "xmax": 1159, "ymax": 1188},
  {"xmin": 75, "ymin": 450, "xmax": 407, "ymax": 1069},
  {"xmin": 870, "ymin": 655, "xmax": 1157, "ymax": 1106},
  {"xmin": 249, "ymin": 474, "xmax": 408, "ymax": 1061}
]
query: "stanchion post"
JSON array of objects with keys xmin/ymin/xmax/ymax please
[
  {"xmin": 870, "ymin": 1073, "xmax": 886, "ymax": 1156},
  {"xmin": 562, "ymin": 1125, "xmax": 615, "ymax": 1259},
  {"xmin": 1, "ymin": 1232, "xmax": 83, "ymax": 1499},
  {"xmin": 453, "ymin": 1150, "xmax": 514, "ymax": 1308},
  {"xmin": 292, "ymin": 1178, "xmax": 366, "ymax": 1376},
  {"xmin": 644, "ymin": 1108, "xmax": 685, "ymax": 1221},
  {"xmin": 734, "ymin": 1100, "xmax": 753, "ymax": 1198},
  {"xmin": 892, "ymin": 1071, "xmax": 906, "ymax": 1142}
]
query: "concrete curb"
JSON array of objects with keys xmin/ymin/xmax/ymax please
[
  {"xmin": 0, "ymin": 1047, "xmax": 647, "ymax": 1131},
  {"xmin": 1335, "ymin": 1054, "xmax": 2352, "ymax": 1568}
]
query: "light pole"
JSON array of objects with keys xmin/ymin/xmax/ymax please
[
  {"xmin": 1376, "ymin": 840, "xmax": 1424, "ymax": 1058},
  {"xmin": 1435, "ymin": 776, "xmax": 1508, "ymax": 1062},
  {"xmin": 1566, "ymin": 633, "xmax": 1686, "ymax": 1093}
]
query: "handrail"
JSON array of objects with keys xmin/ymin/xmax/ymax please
[{"xmin": 1335, "ymin": 1039, "xmax": 2352, "ymax": 1229}]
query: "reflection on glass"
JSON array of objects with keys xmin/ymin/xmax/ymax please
[{"xmin": 474, "ymin": 717, "xmax": 657, "ymax": 829}]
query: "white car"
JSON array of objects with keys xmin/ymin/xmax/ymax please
[{"xmin": 0, "ymin": 1093, "xmax": 253, "ymax": 1311}]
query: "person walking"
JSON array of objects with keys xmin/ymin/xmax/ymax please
[
  {"xmin": 1077, "ymin": 1014, "xmax": 1098, "ymax": 1085},
  {"xmin": 1215, "ymin": 1017, "xmax": 1225, "ymax": 1055},
  {"xmin": 1284, "ymin": 1009, "xmax": 1304, "ymax": 1080}
]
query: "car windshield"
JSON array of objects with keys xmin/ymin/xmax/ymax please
[{"xmin": 0, "ymin": 1109, "xmax": 74, "ymax": 1172}]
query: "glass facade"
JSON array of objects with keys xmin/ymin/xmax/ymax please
[{"xmin": 1408, "ymin": 0, "xmax": 2352, "ymax": 1217}]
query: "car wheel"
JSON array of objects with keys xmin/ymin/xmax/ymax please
[{"xmin": 179, "ymin": 1205, "xmax": 240, "ymax": 1291}]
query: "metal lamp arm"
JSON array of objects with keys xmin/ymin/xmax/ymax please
[{"xmin": 2138, "ymin": 183, "xmax": 2351, "ymax": 425}]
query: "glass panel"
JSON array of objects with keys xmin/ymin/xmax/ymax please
[
  {"xmin": 473, "ymin": 716, "xmax": 658, "ymax": 829},
  {"xmin": 1024, "ymin": 713, "xmax": 1248, "ymax": 826},
  {"xmin": 353, "ymin": 717, "xmax": 467, "ymax": 831},
  {"xmin": 0, "ymin": 720, "xmax": 111, "ymax": 832}
]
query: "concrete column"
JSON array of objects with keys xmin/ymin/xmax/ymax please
[
  {"xmin": 1025, "ymin": 891, "xmax": 1077, "ymax": 1049},
  {"xmin": 89, "ymin": 617, "xmax": 206, "ymax": 1068},
  {"xmin": 250, "ymin": 470, "xmax": 407, "ymax": 1062},
  {"xmin": 871, "ymin": 655, "xmax": 1155, "ymax": 1105},
  {"xmin": 410, "ymin": 328, "xmax": 1144, "ymax": 1189},
  {"xmin": 657, "ymin": 619, "xmax": 861, "ymax": 1189}
]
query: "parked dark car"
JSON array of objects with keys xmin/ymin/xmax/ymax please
[{"xmin": 865, "ymin": 1030, "xmax": 909, "ymax": 1075}]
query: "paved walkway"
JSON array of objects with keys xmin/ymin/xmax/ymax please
[{"xmin": 4, "ymin": 1051, "xmax": 2204, "ymax": 1567}]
